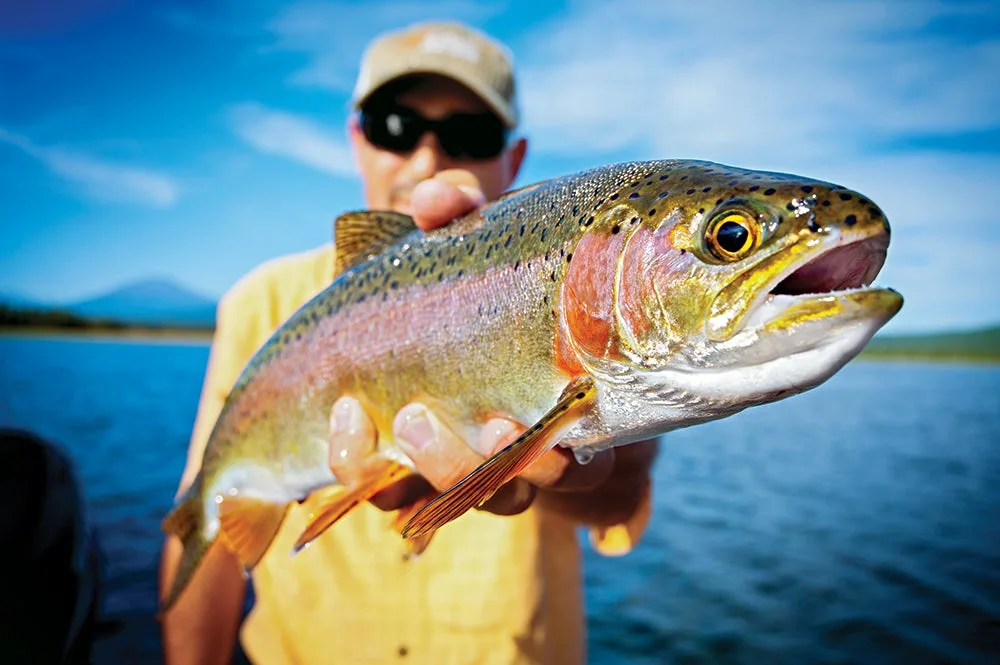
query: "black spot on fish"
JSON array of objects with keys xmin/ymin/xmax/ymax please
[
  {"xmin": 845, "ymin": 214, "xmax": 857, "ymax": 226},
  {"xmin": 540, "ymin": 228, "xmax": 548, "ymax": 242},
  {"xmin": 686, "ymin": 188, "xmax": 695, "ymax": 195},
  {"xmin": 860, "ymin": 199, "xmax": 870, "ymax": 206},
  {"xmin": 566, "ymin": 252, "xmax": 573, "ymax": 263},
  {"xmin": 808, "ymin": 218, "xmax": 821, "ymax": 232},
  {"xmin": 749, "ymin": 185, "xmax": 760, "ymax": 192},
  {"xmin": 801, "ymin": 185, "xmax": 813, "ymax": 193},
  {"xmin": 698, "ymin": 208, "xmax": 705, "ymax": 214},
  {"xmin": 839, "ymin": 193, "xmax": 853, "ymax": 201},
  {"xmin": 658, "ymin": 191, "xmax": 669, "ymax": 199},
  {"xmin": 514, "ymin": 261, "xmax": 520, "ymax": 271},
  {"xmin": 659, "ymin": 174, "xmax": 669, "ymax": 181},
  {"xmin": 390, "ymin": 280, "xmax": 399, "ymax": 290},
  {"xmin": 716, "ymin": 198, "xmax": 724, "ymax": 206},
  {"xmin": 764, "ymin": 188, "xmax": 776, "ymax": 196},
  {"xmin": 868, "ymin": 207, "xmax": 881, "ymax": 218},
  {"xmin": 576, "ymin": 392, "xmax": 586, "ymax": 400},
  {"xmin": 728, "ymin": 180, "xmax": 739, "ymax": 186},
  {"xmin": 681, "ymin": 175, "xmax": 689, "ymax": 181},
  {"xmin": 702, "ymin": 186, "xmax": 712, "ymax": 193},
  {"xmin": 611, "ymin": 224, "xmax": 621, "ymax": 234},
  {"xmin": 786, "ymin": 202, "xmax": 796, "ymax": 212},
  {"xmin": 609, "ymin": 193, "xmax": 619, "ymax": 201},
  {"xmin": 585, "ymin": 216, "xmax": 594, "ymax": 226},
  {"xmin": 519, "ymin": 224, "xmax": 526, "ymax": 236},
  {"xmin": 457, "ymin": 270, "xmax": 464, "ymax": 278},
  {"xmin": 630, "ymin": 216, "xmax": 640, "ymax": 225},
  {"xmin": 822, "ymin": 200, "xmax": 831, "ymax": 207},
  {"xmin": 550, "ymin": 270, "xmax": 556, "ymax": 281},
  {"xmin": 629, "ymin": 192, "xmax": 640, "ymax": 199},
  {"xmin": 680, "ymin": 249, "xmax": 686, "ymax": 255},
  {"xmin": 356, "ymin": 294, "xmax": 366, "ymax": 304},
  {"xmin": 648, "ymin": 208, "xmax": 657, "ymax": 216}
]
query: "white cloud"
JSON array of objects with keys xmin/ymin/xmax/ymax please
[
  {"xmin": 0, "ymin": 127, "xmax": 178, "ymax": 207},
  {"xmin": 228, "ymin": 102, "xmax": 357, "ymax": 177},
  {"xmin": 513, "ymin": 0, "xmax": 999, "ymax": 165},
  {"xmin": 266, "ymin": 0, "xmax": 503, "ymax": 91}
]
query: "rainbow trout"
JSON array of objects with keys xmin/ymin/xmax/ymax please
[{"xmin": 161, "ymin": 160, "xmax": 902, "ymax": 611}]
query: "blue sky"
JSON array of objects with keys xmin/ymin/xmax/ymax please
[{"xmin": 0, "ymin": 0, "xmax": 998, "ymax": 333}]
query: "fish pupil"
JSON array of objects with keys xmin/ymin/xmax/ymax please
[{"xmin": 717, "ymin": 221, "xmax": 749, "ymax": 252}]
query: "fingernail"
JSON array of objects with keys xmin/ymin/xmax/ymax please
[
  {"xmin": 457, "ymin": 184, "xmax": 486, "ymax": 206},
  {"xmin": 332, "ymin": 398, "xmax": 364, "ymax": 437},
  {"xmin": 396, "ymin": 406, "xmax": 437, "ymax": 451}
]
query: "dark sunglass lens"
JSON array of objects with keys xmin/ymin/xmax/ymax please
[
  {"xmin": 362, "ymin": 109, "xmax": 421, "ymax": 152},
  {"xmin": 439, "ymin": 114, "xmax": 507, "ymax": 160}
]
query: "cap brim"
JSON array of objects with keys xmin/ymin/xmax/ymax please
[{"xmin": 352, "ymin": 66, "xmax": 518, "ymax": 129}]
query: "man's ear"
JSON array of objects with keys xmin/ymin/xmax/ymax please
[
  {"xmin": 347, "ymin": 114, "xmax": 364, "ymax": 172},
  {"xmin": 504, "ymin": 137, "xmax": 528, "ymax": 188}
]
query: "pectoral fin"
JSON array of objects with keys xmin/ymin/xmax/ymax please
[
  {"xmin": 217, "ymin": 496, "xmax": 290, "ymax": 569},
  {"xmin": 392, "ymin": 496, "xmax": 435, "ymax": 559},
  {"xmin": 401, "ymin": 376, "xmax": 597, "ymax": 539},
  {"xmin": 292, "ymin": 462, "xmax": 411, "ymax": 554}
]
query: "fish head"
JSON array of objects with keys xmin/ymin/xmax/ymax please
[{"xmin": 562, "ymin": 161, "xmax": 903, "ymax": 413}]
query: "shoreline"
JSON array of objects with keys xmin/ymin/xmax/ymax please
[{"xmin": 0, "ymin": 326, "xmax": 214, "ymax": 345}]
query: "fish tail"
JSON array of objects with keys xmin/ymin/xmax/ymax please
[{"xmin": 159, "ymin": 477, "xmax": 211, "ymax": 615}]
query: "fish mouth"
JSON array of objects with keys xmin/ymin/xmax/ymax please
[
  {"xmin": 708, "ymin": 225, "xmax": 903, "ymax": 342},
  {"xmin": 743, "ymin": 231, "xmax": 902, "ymax": 334}
]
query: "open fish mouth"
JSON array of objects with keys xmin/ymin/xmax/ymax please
[
  {"xmin": 744, "ymin": 232, "xmax": 901, "ymax": 332},
  {"xmin": 771, "ymin": 234, "xmax": 887, "ymax": 297}
]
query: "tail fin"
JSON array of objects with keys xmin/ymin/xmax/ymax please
[{"xmin": 159, "ymin": 478, "xmax": 211, "ymax": 615}]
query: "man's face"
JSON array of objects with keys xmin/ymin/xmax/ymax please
[{"xmin": 349, "ymin": 76, "xmax": 527, "ymax": 215}]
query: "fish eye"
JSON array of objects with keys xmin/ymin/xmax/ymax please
[{"xmin": 706, "ymin": 212, "xmax": 759, "ymax": 262}]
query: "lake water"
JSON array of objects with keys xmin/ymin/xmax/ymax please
[{"xmin": 0, "ymin": 335, "xmax": 997, "ymax": 664}]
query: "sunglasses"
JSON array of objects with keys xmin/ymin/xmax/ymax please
[{"xmin": 358, "ymin": 104, "xmax": 510, "ymax": 161}]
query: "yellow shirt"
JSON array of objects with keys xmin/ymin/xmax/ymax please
[{"xmin": 178, "ymin": 243, "xmax": 652, "ymax": 665}]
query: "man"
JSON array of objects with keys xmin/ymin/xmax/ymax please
[{"xmin": 160, "ymin": 21, "xmax": 658, "ymax": 665}]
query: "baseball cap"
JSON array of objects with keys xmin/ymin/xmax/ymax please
[{"xmin": 351, "ymin": 21, "xmax": 519, "ymax": 129}]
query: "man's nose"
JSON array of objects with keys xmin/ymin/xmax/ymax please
[{"xmin": 407, "ymin": 133, "xmax": 448, "ymax": 179}]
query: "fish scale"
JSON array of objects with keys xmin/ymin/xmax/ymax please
[{"xmin": 161, "ymin": 159, "xmax": 902, "ymax": 612}]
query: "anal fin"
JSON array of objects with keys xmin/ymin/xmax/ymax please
[
  {"xmin": 401, "ymin": 376, "xmax": 597, "ymax": 539},
  {"xmin": 292, "ymin": 462, "xmax": 411, "ymax": 554},
  {"xmin": 217, "ymin": 496, "xmax": 290, "ymax": 569}
]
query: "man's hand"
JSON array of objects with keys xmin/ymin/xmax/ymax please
[{"xmin": 328, "ymin": 170, "xmax": 658, "ymax": 528}]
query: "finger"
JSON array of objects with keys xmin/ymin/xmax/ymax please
[
  {"xmin": 393, "ymin": 403, "xmax": 485, "ymax": 492},
  {"xmin": 410, "ymin": 171, "xmax": 486, "ymax": 231},
  {"xmin": 477, "ymin": 478, "xmax": 536, "ymax": 515},
  {"xmin": 327, "ymin": 396, "xmax": 376, "ymax": 484},
  {"xmin": 369, "ymin": 475, "xmax": 435, "ymax": 512}
]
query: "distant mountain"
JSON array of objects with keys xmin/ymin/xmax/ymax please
[{"xmin": 64, "ymin": 278, "xmax": 217, "ymax": 327}]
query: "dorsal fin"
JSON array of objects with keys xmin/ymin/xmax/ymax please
[{"xmin": 333, "ymin": 211, "xmax": 418, "ymax": 275}]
